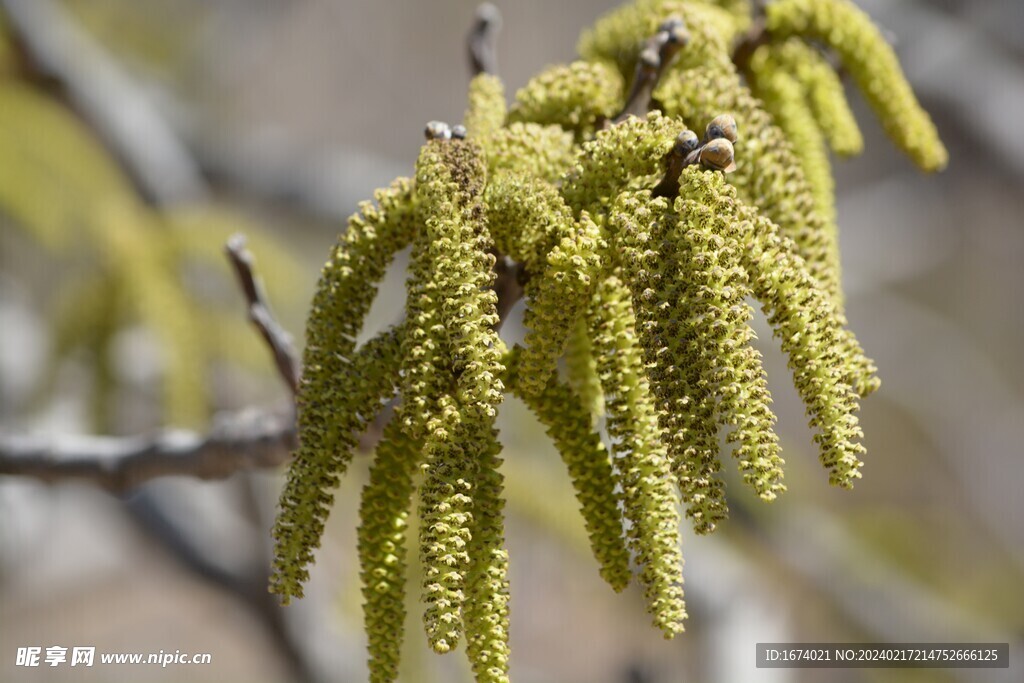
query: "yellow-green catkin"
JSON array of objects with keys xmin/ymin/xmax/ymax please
[
  {"xmin": 484, "ymin": 172, "xmax": 569, "ymax": 266},
  {"xmin": 298, "ymin": 178, "xmax": 417, "ymax": 461},
  {"xmin": 517, "ymin": 211, "xmax": 604, "ymax": 397},
  {"xmin": 613, "ymin": 185, "xmax": 784, "ymax": 532},
  {"xmin": 673, "ymin": 171, "xmax": 785, "ymax": 501},
  {"xmin": 564, "ymin": 316, "xmax": 605, "ymax": 421},
  {"xmin": 464, "ymin": 73, "xmax": 507, "ymax": 142},
  {"xmin": 508, "ymin": 61, "xmax": 624, "ymax": 139},
  {"xmin": 418, "ymin": 394, "xmax": 475, "ymax": 653},
  {"xmin": 463, "ymin": 422, "xmax": 511, "ymax": 683},
  {"xmin": 358, "ymin": 416, "xmax": 422, "ymax": 683},
  {"xmin": 413, "ymin": 138, "xmax": 507, "ymax": 655},
  {"xmin": 400, "ymin": 235, "xmax": 447, "ymax": 439},
  {"xmin": 485, "ymin": 123, "xmax": 576, "ymax": 185},
  {"xmin": 611, "ymin": 191, "xmax": 727, "ymax": 532},
  {"xmin": 745, "ymin": 43, "xmax": 839, "ymax": 289},
  {"xmin": 736, "ymin": 204, "xmax": 868, "ymax": 488},
  {"xmin": 771, "ymin": 39, "xmax": 863, "ymax": 156},
  {"xmin": 271, "ymin": 325, "xmax": 405, "ymax": 602},
  {"xmin": 505, "ymin": 347, "xmax": 630, "ymax": 591},
  {"xmin": 588, "ymin": 276, "xmax": 687, "ymax": 637},
  {"xmin": 561, "ymin": 111, "xmax": 684, "ymax": 216},
  {"xmin": 415, "ymin": 139, "xmax": 504, "ymax": 419},
  {"xmin": 766, "ymin": 0, "xmax": 948, "ymax": 172}
]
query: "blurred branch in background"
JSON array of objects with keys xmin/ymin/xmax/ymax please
[
  {"xmin": 467, "ymin": 2, "xmax": 501, "ymax": 77},
  {"xmin": 0, "ymin": 409, "xmax": 294, "ymax": 493},
  {"xmin": 0, "ymin": 0, "xmax": 205, "ymax": 205},
  {"xmin": 0, "ymin": 236, "xmax": 296, "ymax": 491}
]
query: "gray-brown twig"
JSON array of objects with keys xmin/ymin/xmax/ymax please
[
  {"xmin": 613, "ymin": 17, "xmax": 689, "ymax": 124},
  {"xmin": 467, "ymin": 3, "xmax": 502, "ymax": 77},
  {"xmin": 225, "ymin": 235, "xmax": 300, "ymax": 397},
  {"xmin": 0, "ymin": 237, "xmax": 299, "ymax": 490},
  {"xmin": 0, "ymin": 410, "xmax": 295, "ymax": 493}
]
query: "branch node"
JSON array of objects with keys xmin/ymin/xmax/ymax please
[{"xmin": 653, "ymin": 116, "xmax": 737, "ymax": 198}]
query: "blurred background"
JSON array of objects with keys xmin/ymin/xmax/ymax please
[{"xmin": 1, "ymin": 1, "xmax": 1022, "ymax": 682}]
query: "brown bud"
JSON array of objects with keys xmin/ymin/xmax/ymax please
[
  {"xmin": 704, "ymin": 114, "xmax": 738, "ymax": 144},
  {"xmin": 673, "ymin": 129, "xmax": 700, "ymax": 156},
  {"xmin": 699, "ymin": 138, "xmax": 736, "ymax": 172}
]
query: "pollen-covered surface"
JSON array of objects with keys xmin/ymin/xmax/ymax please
[
  {"xmin": 588, "ymin": 277, "xmax": 687, "ymax": 637},
  {"xmin": 508, "ymin": 61, "xmax": 624, "ymax": 139},
  {"xmin": 485, "ymin": 122, "xmax": 576, "ymax": 184},
  {"xmin": 415, "ymin": 139, "xmax": 505, "ymax": 420},
  {"xmin": 517, "ymin": 211, "xmax": 604, "ymax": 397},
  {"xmin": 734, "ymin": 200, "xmax": 870, "ymax": 488},
  {"xmin": 672, "ymin": 172, "xmax": 785, "ymax": 501},
  {"xmin": 564, "ymin": 316, "xmax": 606, "ymax": 421},
  {"xmin": 417, "ymin": 393, "xmax": 475, "ymax": 654},
  {"xmin": 463, "ymin": 422, "xmax": 511, "ymax": 683},
  {"xmin": 358, "ymin": 416, "xmax": 421, "ymax": 683},
  {"xmin": 657, "ymin": 65, "xmax": 843, "ymax": 306},
  {"xmin": 612, "ymin": 191, "xmax": 727, "ymax": 532},
  {"xmin": 484, "ymin": 172, "xmax": 574, "ymax": 276},
  {"xmin": 561, "ymin": 111, "xmax": 684, "ymax": 216},
  {"xmin": 297, "ymin": 179, "xmax": 417, "ymax": 462},
  {"xmin": 614, "ymin": 183, "xmax": 785, "ymax": 534}
]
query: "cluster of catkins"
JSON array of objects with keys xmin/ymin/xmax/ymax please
[{"xmin": 269, "ymin": 1, "xmax": 947, "ymax": 681}]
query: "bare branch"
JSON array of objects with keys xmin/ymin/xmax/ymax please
[
  {"xmin": 0, "ymin": 410, "xmax": 295, "ymax": 493},
  {"xmin": 468, "ymin": 3, "xmax": 502, "ymax": 77},
  {"xmin": 225, "ymin": 235, "xmax": 300, "ymax": 397},
  {"xmin": 613, "ymin": 17, "xmax": 689, "ymax": 124},
  {"xmin": 0, "ymin": 0, "xmax": 205, "ymax": 206}
]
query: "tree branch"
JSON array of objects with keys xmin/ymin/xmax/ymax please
[
  {"xmin": 467, "ymin": 3, "xmax": 502, "ymax": 77},
  {"xmin": 225, "ymin": 235, "xmax": 300, "ymax": 397},
  {"xmin": 613, "ymin": 17, "xmax": 689, "ymax": 124},
  {"xmin": 0, "ymin": 410, "xmax": 295, "ymax": 494},
  {"xmin": 0, "ymin": 236, "xmax": 298, "ymax": 490},
  {"xmin": 731, "ymin": 15, "xmax": 770, "ymax": 71}
]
